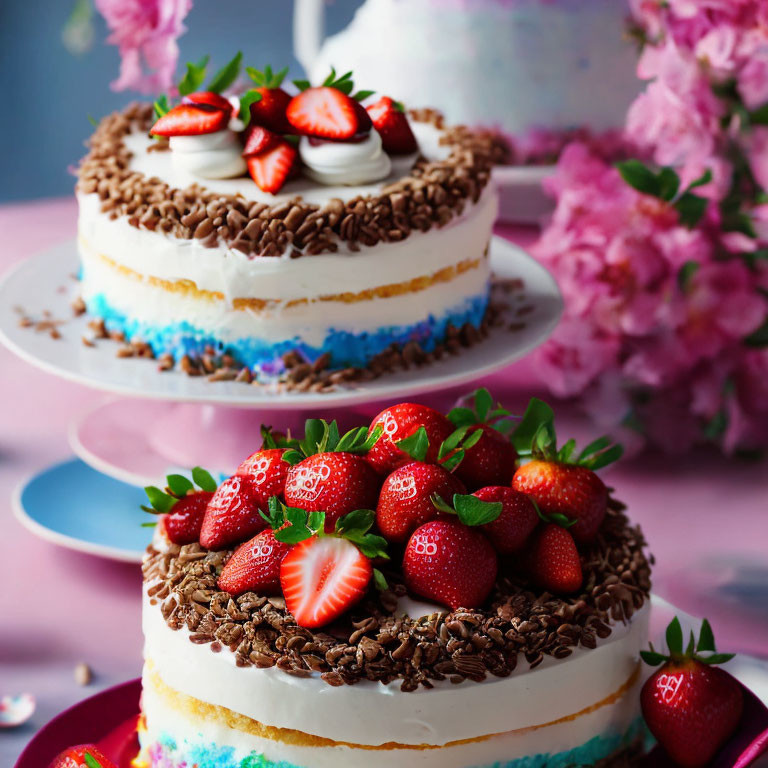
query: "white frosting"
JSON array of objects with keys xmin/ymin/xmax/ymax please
[
  {"xmin": 299, "ymin": 132, "xmax": 392, "ymax": 186},
  {"xmin": 168, "ymin": 130, "xmax": 247, "ymax": 179},
  {"xmin": 310, "ymin": 0, "xmax": 640, "ymax": 135},
  {"xmin": 142, "ymin": 590, "xmax": 649, "ymax": 747}
]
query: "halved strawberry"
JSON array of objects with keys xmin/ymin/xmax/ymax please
[
  {"xmin": 246, "ymin": 140, "xmax": 297, "ymax": 194},
  {"xmin": 286, "ymin": 87, "xmax": 362, "ymax": 139},
  {"xmin": 218, "ymin": 528, "xmax": 292, "ymax": 596},
  {"xmin": 366, "ymin": 96, "xmax": 418, "ymax": 155},
  {"xmin": 150, "ymin": 103, "xmax": 230, "ymax": 137},
  {"xmin": 51, "ymin": 744, "xmax": 117, "ymax": 768},
  {"xmin": 280, "ymin": 536, "xmax": 372, "ymax": 628},
  {"xmin": 181, "ymin": 91, "xmax": 233, "ymax": 116},
  {"xmin": 235, "ymin": 447, "xmax": 290, "ymax": 504},
  {"xmin": 199, "ymin": 475, "xmax": 266, "ymax": 550},
  {"xmin": 376, "ymin": 461, "xmax": 465, "ymax": 544},
  {"xmin": 242, "ymin": 124, "xmax": 279, "ymax": 157}
]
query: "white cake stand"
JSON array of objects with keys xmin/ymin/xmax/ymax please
[{"xmin": 2, "ymin": 235, "xmax": 561, "ymax": 558}]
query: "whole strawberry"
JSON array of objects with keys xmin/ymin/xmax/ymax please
[
  {"xmin": 511, "ymin": 398, "xmax": 622, "ymax": 544},
  {"xmin": 218, "ymin": 527, "xmax": 292, "ymax": 596},
  {"xmin": 366, "ymin": 403, "xmax": 453, "ymax": 474},
  {"xmin": 403, "ymin": 519, "xmax": 498, "ymax": 610},
  {"xmin": 50, "ymin": 744, "xmax": 117, "ymax": 768},
  {"xmin": 377, "ymin": 461, "xmax": 466, "ymax": 543},
  {"xmin": 524, "ymin": 523, "xmax": 583, "ymax": 594},
  {"xmin": 366, "ymin": 96, "xmax": 418, "ymax": 155},
  {"xmin": 640, "ymin": 618, "xmax": 743, "ymax": 768},
  {"xmin": 142, "ymin": 468, "xmax": 218, "ymax": 545},
  {"xmin": 473, "ymin": 486, "xmax": 538, "ymax": 554},
  {"xmin": 200, "ymin": 474, "xmax": 266, "ymax": 550},
  {"xmin": 282, "ymin": 419, "xmax": 382, "ymax": 531},
  {"xmin": 446, "ymin": 388, "xmax": 517, "ymax": 491},
  {"xmin": 245, "ymin": 65, "xmax": 293, "ymax": 133},
  {"xmin": 236, "ymin": 447, "xmax": 290, "ymax": 504}
]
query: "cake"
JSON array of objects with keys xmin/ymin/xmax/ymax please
[
  {"xmin": 75, "ymin": 58, "xmax": 499, "ymax": 382},
  {"xmin": 137, "ymin": 391, "xmax": 652, "ymax": 767},
  {"xmin": 301, "ymin": 0, "xmax": 641, "ymax": 165}
]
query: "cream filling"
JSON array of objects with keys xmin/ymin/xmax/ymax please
[{"xmin": 142, "ymin": 591, "xmax": 649, "ymax": 747}]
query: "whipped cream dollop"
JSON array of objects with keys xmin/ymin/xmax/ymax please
[
  {"xmin": 299, "ymin": 130, "xmax": 392, "ymax": 186},
  {"xmin": 169, "ymin": 129, "xmax": 247, "ymax": 180}
]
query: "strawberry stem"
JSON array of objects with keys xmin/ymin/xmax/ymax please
[{"xmin": 640, "ymin": 617, "xmax": 736, "ymax": 667}]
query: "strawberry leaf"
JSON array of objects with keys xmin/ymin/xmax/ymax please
[
  {"xmin": 582, "ymin": 443, "xmax": 623, "ymax": 471},
  {"xmin": 292, "ymin": 79, "xmax": 311, "ymax": 92},
  {"xmin": 178, "ymin": 55, "xmax": 209, "ymax": 97},
  {"xmin": 239, "ymin": 89, "xmax": 262, "ymax": 126},
  {"xmin": 396, "ymin": 426, "xmax": 429, "ymax": 462},
  {"xmin": 685, "ymin": 630, "xmax": 696, "ymax": 657},
  {"xmin": 511, "ymin": 398, "xmax": 556, "ymax": 457},
  {"xmin": 352, "ymin": 89, "xmax": 375, "ymax": 102},
  {"xmin": 453, "ymin": 494, "xmax": 502, "ymax": 526},
  {"xmin": 260, "ymin": 424, "xmax": 278, "ymax": 450},
  {"xmin": 666, "ymin": 617, "xmax": 684, "ymax": 657},
  {"xmin": 640, "ymin": 650, "xmax": 668, "ymax": 666},
  {"xmin": 207, "ymin": 51, "xmax": 242, "ymax": 94},
  {"xmin": 144, "ymin": 486, "xmax": 176, "ymax": 513},
  {"xmin": 273, "ymin": 504, "xmax": 320, "ymax": 544},
  {"xmin": 439, "ymin": 425, "xmax": 471, "ymax": 458},
  {"xmin": 192, "ymin": 466, "xmax": 218, "ymax": 493},
  {"xmin": 307, "ymin": 510, "xmax": 325, "ymax": 532},
  {"xmin": 700, "ymin": 653, "xmax": 736, "ymax": 665},
  {"xmin": 84, "ymin": 753, "xmax": 103, "ymax": 768},
  {"xmin": 335, "ymin": 509, "xmax": 375, "ymax": 536},
  {"xmin": 447, "ymin": 406, "xmax": 476, "ymax": 428},
  {"xmin": 373, "ymin": 568, "xmax": 388, "ymax": 591},
  {"xmin": 264, "ymin": 496, "xmax": 285, "ymax": 528},
  {"xmin": 140, "ymin": 521, "xmax": 158, "ymax": 528},
  {"xmin": 474, "ymin": 387, "xmax": 493, "ymax": 422},
  {"xmin": 347, "ymin": 532, "xmax": 389, "ymax": 560},
  {"xmin": 431, "ymin": 493, "xmax": 456, "ymax": 515},
  {"xmin": 439, "ymin": 449, "xmax": 465, "ymax": 472},
  {"xmin": 166, "ymin": 474, "xmax": 193, "ymax": 497},
  {"xmin": 282, "ymin": 449, "xmax": 304, "ymax": 466},
  {"xmin": 697, "ymin": 619, "xmax": 716, "ymax": 653},
  {"xmin": 153, "ymin": 95, "xmax": 170, "ymax": 120}
]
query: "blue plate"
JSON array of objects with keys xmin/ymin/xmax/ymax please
[{"xmin": 13, "ymin": 458, "xmax": 152, "ymax": 563}]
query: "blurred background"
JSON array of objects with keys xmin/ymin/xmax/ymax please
[{"xmin": 0, "ymin": 0, "xmax": 362, "ymax": 202}]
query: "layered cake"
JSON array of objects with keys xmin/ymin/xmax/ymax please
[
  {"xmin": 137, "ymin": 391, "xmax": 652, "ymax": 767},
  {"xmin": 75, "ymin": 59, "xmax": 498, "ymax": 380},
  {"xmin": 303, "ymin": 0, "xmax": 641, "ymax": 164}
]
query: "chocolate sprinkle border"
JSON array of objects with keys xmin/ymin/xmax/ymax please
[
  {"xmin": 142, "ymin": 500, "xmax": 652, "ymax": 691},
  {"xmin": 76, "ymin": 104, "xmax": 501, "ymax": 258}
]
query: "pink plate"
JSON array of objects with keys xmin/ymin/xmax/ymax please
[
  {"xmin": 14, "ymin": 679, "xmax": 140, "ymax": 768},
  {"xmin": 14, "ymin": 674, "xmax": 768, "ymax": 768}
]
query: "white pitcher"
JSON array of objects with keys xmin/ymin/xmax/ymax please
[{"xmin": 293, "ymin": 0, "xmax": 640, "ymax": 138}]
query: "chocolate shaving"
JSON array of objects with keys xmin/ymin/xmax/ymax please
[{"xmin": 142, "ymin": 503, "xmax": 651, "ymax": 691}]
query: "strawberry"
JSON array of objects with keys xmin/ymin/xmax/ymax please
[
  {"xmin": 510, "ymin": 398, "xmax": 622, "ymax": 544},
  {"xmin": 280, "ymin": 535, "xmax": 372, "ymax": 628},
  {"xmin": 446, "ymin": 388, "xmax": 517, "ymax": 491},
  {"xmin": 150, "ymin": 103, "xmax": 230, "ymax": 137},
  {"xmin": 181, "ymin": 90, "xmax": 233, "ymax": 115},
  {"xmin": 199, "ymin": 474, "xmax": 266, "ymax": 550},
  {"xmin": 366, "ymin": 96, "xmax": 418, "ymax": 155},
  {"xmin": 218, "ymin": 527, "xmax": 292, "ymax": 596},
  {"xmin": 403, "ymin": 519, "xmax": 498, "ymax": 610},
  {"xmin": 235, "ymin": 447, "xmax": 290, "ymax": 504},
  {"xmin": 524, "ymin": 523, "xmax": 583, "ymax": 594},
  {"xmin": 242, "ymin": 124, "xmax": 279, "ymax": 157},
  {"xmin": 473, "ymin": 486, "xmax": 538, "ymax": 554},
  {"xmin": 244, "ymin": 65, "xmax": 293, "ymax": 133},
  {"xmin": 640, "ymin": 618, "xmax": 743, "ymax": 768},
  {"xmin": 281, "ymin": 419, "xmax": 382, "ymax": 531},
  {"xmin": 376, "ymin": 462, "xmax": 466, "ymax": 544},
  {"xmin": 246, "ymin": 140, "xmax": 297, "ymax": 194},
  {"xmin": 286, "ymin": 87, "xmax": 362, "ymax": 140},
  {"xmin": 366, "ymin": 403, "xmax": 454, "ymax": 475},
  {"xmin": 51, "ymin": 744, "xmax": 117, "ymax": 768},
  {"xmin": 142, "ymin": 468, "xmax": 218, "ymax": 545}
]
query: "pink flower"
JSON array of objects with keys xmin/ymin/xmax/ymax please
[
  {"xmin": 94, "ymin": 0, "xmax": 192, "ymax": 93},
  {"xmin": 743, "ymin": 126, "xmax": 768, "ymax": 191},
  {"xmin": 737, "ymin": 45, "xmax": 768, "ymax": 110}
]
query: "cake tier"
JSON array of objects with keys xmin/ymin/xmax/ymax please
[
  {"xmin": 139, "ymin": 505, "xmax": 651, "ymax": 767},
  {"xmin": 309, "ymin": 0, "xmax": 641, "ymax": 137},
  {"xmin": 76, "ymin": 108, "xmax": 497, "ymax": 376}
]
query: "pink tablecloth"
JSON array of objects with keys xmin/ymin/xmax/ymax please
[{"xmin": 2, "ymin": 199, "xmax": 767, "ymax": 766}]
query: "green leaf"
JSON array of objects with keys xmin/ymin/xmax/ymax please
[
  {"xmin": 697, "ymin": 619, "xmax": 716, "ymax": 652},
  {"xmin": 307, "ymin": 510, "xmax": 326, "ymax": 532},
  {"xmin": 178, "ymin": 55, "xmax": 209, "ymax": 96},
  {"xmin": 282, "ymin": 449, "xmax": 304, "ymax": 466},
  {"xmin": 474, "ymin": 388, "xmax": 493, "ymax": 422},
  {"xmin": 393, "ymin": 100, "xmax": 405, "ymax": 113},
  {"xmin": 322, "ymin": 420, "xmax": 341, "ymax": 452},
  {"xmin": 87, "ymin": 113, "xmax": 98, "ymax": 127},
  {"xmin": 192, "ymin": 466, "xmax": 217, "ymax": 493},
  {"xmin": 686, "ymin": 169, "xmax": 713, "ymax": 191},
  {"xmin": 558, "ymin": 438, "xmax": 577, "ymax": 463},
  {"xmin": 373, "ymin": 568, "xmax": 388, "ymax": 591},
  {"xmin": 84, "ymin": 753, "xmax": 103, "ymax": 768},
  {"xmin": 292, "ymin": 79, "xmax": 311, "ymax": 92},
  {"xmin": 439, "ymin": 449, "xmax": 465, "ymax": 472},
  {"xmin": 336, "ymin": 426, "xmax": 367, "ymax": 452},
  {"xmin": 166, "ymin": 474, "xmax": 193, "ymax": 497},
  {"xmin": 582, "ymin": 443, "xmax": 623, "ymax": 471},
  {"xmin": 140, "ymin": 521, "xmax": 158, "ymax": 528},
  {"xmin": 452, "ymin": 494, "xmax": 502, "ymax": 526},
  {"xmin": 675, "ymin": 192, "xmax": 709, "ymax": 228},
  {"xmin": 335, "ymin": 509, "xmax": 375, "ymax": 536},
  {"xmin": 263, "ymin": 496, "xmax": 285, "ymax": 528},
  {"xmin": 207, "ymin": 51, "xmax": 242, "ymax": 93},
  {"xmin": 238, "ymin": 89, "xmax": 262, "ymax": 125},
  {"xmin": 448, "ymin": 406, "xmax": 477, "ymax": 428},
  {"xmin": 657, "ymin": 167, "xmax": 681, "ymax": 201},
  {"xmin": 260, "ymin": 424, "xmax": 277, "ymax": 450},
  {"xmin": 302, "ymin": 418, "xmax": 327, "ymax": 455},
  {"xmin": 666, "ymin": 617, "xmax": 684, "ymax": 656},
  {"xmin": 153, "ymin": 95, "xmax": 170, "ymax": 120},
  {"xmin": 617, "ymin": 159, "xmax": 661, "ymax": 198},
  {"xmin": 677, "ymin": 261, "xmax": 700, "ymax": 292},
  {"xmin": 352, "ymin": 89, "xmax": 375, "ymax": 102},
  {"xmin": 396, "ymin": 426, "xmax": 429, "ymax": 462},
  {"xmin": 144, "ymin": 486, "xmax": 176, "ymax": 513},
  {"xmin": 355, "ymin": 424, "xmax": 383, "ymax": 453},
  {"xmin": 347, "ymin": 532, "xmax": 389, "ymax": 560},
  {"xmin": 704, "ymin": 409, "xmax": 728, "ymax": 440},
  {"xmin": 431, "ymin": 493, "xmax": 456, "ymax": 515},
  {"xmin": 547, "ymin": 512, "xmax": 577, "ymax": 529},
  {"xmin": 322, "ymin": 67, "xmax": 337, "ymax": 86},
  {"xmin": 274, "ymin": 524, "xmax": 315, "ymax": 544},
  {"xmin": 439, "ymin": 425, "xmax": 470, "ymax": 459},
  {"xmin": 640, "ymin": 650, "xmax": 668, "ymax": 666},
  {"xmin": 463, "ymin": 427, "xmax": 483, "ymax": 450},
  {"xmin": 685, "ymin": 630, "xmax": 696, "ymax": 656},
  {"xmin": 511, "ymin": 398, "xmax": 555, "ymax": 456},
  {"xmin": 700, "ymin": 653, "xmax": 736, "ymax": 665},
  {"xmin": 745, "ymin": 316, "xmax": 768, "ymax": 347}
]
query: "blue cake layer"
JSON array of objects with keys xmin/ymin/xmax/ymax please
[
  {"xmin": 140, "ymin": 717, "xmax": 647, "ymax": 768},
  {"xmin": 85, "ymin": 292, "xmax": 489, "ymax": 374}
]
